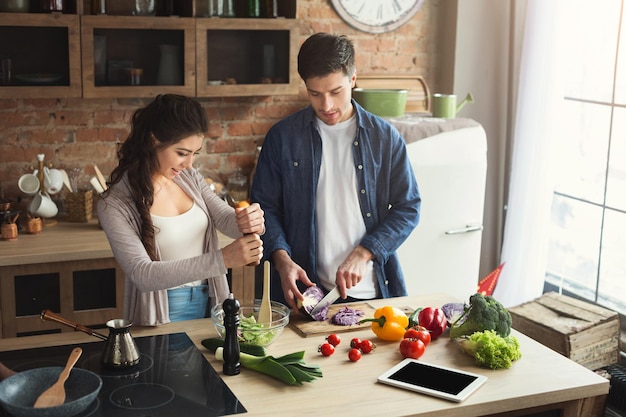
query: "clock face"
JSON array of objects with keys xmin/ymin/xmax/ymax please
[{"xmin": 331, "ymin": 0, "xmax": 425, "ymax": 34}]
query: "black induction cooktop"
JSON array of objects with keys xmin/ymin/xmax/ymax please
[{"xmin": 0, "ymin": 332, "xmax": 246, "ymax": 416}]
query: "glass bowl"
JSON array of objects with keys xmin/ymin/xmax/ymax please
[{"xmin": 211, "ymin": 299, "xmax": 290, "ymax": 347}]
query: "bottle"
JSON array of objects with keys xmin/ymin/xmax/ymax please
[
  {"xmin": 228, "ymin": 168, "xmax": 248, "ymax": 203},
  {"xmin": 263, "ymin": 0, "xmax": 277, "ymax": 18},
  {"xmin": 92, "ymin": 0, "xmax": 106, "ymax": 14},
  {"xmin": 41, "ymin": 0, "xmax": 63, "ymax": 12},
  {"xmin": 219, "ymin": 0, "xmax": 235, "ymax": 17},
  {"xmin": 247, "ymin": 0, "xmax": 260, "ymax": 17},
  {"xmin": 222, "ymin": 294, "xmax": 241, "ymax": 376}
]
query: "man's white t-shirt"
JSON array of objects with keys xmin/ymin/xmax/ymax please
[{"xmin": 315, "ymin": 116, "xmax": 377, "ymax": 299}]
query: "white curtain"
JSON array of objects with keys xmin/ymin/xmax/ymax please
[{"xmin": 493, "ymin": 0, "xmax": 566, "ymax": 307}]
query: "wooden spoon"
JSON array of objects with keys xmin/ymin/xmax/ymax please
[
  {"xmin": 59, "ymin": 169, "xmax": 72, "ymax": 192},
  {"xmin": 258, "ymin": 261, "xmax": 272, "ymax": 325},
  {"xmin": 33, "ymin": 347, "xmax": 82, "ymax": 408}
]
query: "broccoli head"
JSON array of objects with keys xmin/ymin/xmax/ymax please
[
  {"xmin": 448, "ymin": 293, "xmax": 512, "ymax": 339},
  {"xmin": 457, "ymin": 330, "xmax": 522, "ymax": 369}
]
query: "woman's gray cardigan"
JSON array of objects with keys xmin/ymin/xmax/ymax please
[{"xmin": 97, "ymin": 168, "xmax": 241, "ymax": 326}]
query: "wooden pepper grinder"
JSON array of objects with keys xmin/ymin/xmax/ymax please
[{"xmin": 222, "ymin": 293, "xmax": 240, "ymax": 376}]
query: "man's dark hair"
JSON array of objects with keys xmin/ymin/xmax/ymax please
[{"xmin": 297, "ymin": 33, "xmax": 355, "ymax": 81}]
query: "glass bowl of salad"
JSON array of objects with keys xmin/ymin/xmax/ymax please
[{"xmin": 211, "ymin": 299, "xmax": 290, "ymax": 347}]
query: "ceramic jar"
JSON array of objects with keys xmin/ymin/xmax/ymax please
[{"xmin": 156, "ymin": 45, "xmax": 181, "ymax": 85}]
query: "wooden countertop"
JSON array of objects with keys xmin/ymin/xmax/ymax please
[
  {"xmin": 0, "ymin": 220, "xmax": 234, "ymax": 267},
  {"xmin": 0, "ymin": 294, "xmax": 609, "ymax": 417}
]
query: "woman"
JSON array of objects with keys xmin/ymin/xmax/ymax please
[{"xmin": 98, "ymin": 94, "xmax": 264, "ymax": 326}]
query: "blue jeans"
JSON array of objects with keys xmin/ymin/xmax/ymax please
[{"xmin": 167, "ymin": 285, "xmax": 209, "ymax": 322}]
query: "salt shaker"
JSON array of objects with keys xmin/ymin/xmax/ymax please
[{"xmin": 222, "ymin": 293, "xmax": 240, "ymax": 375}]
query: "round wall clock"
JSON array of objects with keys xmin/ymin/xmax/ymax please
[{"xmin": 330, "ymin": 0, "xmax": 425, "ymax": 34}]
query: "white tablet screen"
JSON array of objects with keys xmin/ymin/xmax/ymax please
[{"xmin": 378, "ymin": 359, "xmax": 487, "ymax": 402}]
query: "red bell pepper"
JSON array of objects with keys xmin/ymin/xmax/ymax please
[{"xmin": 413, "ymin": 307, "xmax": 447, "ymax": 340}]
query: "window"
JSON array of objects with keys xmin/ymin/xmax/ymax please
[{"xmin": 545, "ymin": 0, "xmax": 626, "ymax": 317}]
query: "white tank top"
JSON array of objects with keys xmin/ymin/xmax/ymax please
[
  {"xmin": 152, "ymin": 202, "xmax": 208, "ymax": 288},
  {"xmin": 316, "ymin": 116, "xmax": 376, "ymax": 299}
]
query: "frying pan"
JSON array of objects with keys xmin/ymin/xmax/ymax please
[{"xmin": 0, "ymin": 367, "xmax": 101, "ymax": 417}]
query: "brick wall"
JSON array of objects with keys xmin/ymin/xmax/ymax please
[{"xmin": 0, "ymin": 0, "xmax": 441, "ymax": 214}]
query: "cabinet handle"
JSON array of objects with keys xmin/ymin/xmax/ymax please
[{"xmin": 445, "ymin": 224, "xmax": 484, "ymax": 235}]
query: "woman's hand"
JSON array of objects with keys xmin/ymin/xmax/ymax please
[
  {"xmin": 222, "ymin": 234, "xmax": 263, "ymax": 268},
  {"xmin": 235, "ymin": 203, "xmax": 265, "ymax": 235}
]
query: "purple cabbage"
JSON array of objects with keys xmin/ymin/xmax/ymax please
[
  {"xmin": 330, "ymin": 306, "xmax": 365, "ymax": 326},
  {"xmin": 441, "ymin": 302, "xmax": 468, "ymax": 326},
  {"xmin": 297, "ymin": 286, "xmax": 326, "ymax": 320}
]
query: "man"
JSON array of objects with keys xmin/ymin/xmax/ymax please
[{"xmin": 250, "ymin": 33, "xmax": 420, "ymax": 310}]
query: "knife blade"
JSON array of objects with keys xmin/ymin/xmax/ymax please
[{"xmin": 310, "ymin": 286, "xmax": 341, "ymax": 316}]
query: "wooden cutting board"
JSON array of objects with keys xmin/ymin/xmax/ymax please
[
  {"xmin": 290, "ymin": 303, "xmax": 418, "ymax": 338},
  {"xmin": 289, "ymin": 302, "xmax": 376, "ymax": 337}
]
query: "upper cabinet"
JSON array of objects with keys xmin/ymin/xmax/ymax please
[
  {"xmin": 0, "ymin": 13, "xmax": 82, "ymax": 99},
  {"xmin": 0, "ymin": 0, "xmax": 298, "ymax": 99},
  {"xmin": 196, "ymin": 18, "xmax": 298, "ymax": 97},
  {"xmin": 81, "ymin": 15, "xmax": 196, "ymax": 98}
]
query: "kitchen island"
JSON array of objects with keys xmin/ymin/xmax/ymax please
[{"xmin": 0, "ymin": 294, "xmax": 609, "ymax": 417}]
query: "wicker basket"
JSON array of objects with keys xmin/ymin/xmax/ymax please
[{"xmin": 65, "ymin": 190, "xmax": 93, "ymax": 223}]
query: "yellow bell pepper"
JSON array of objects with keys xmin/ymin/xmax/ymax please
[{"xmin": 359, "ymin": 306, "xmax": 409, "ymax": 341}]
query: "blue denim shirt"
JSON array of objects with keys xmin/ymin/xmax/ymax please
[{"xmin": 250, "ymin": 100, "xmax": 421, "ymax": 303}]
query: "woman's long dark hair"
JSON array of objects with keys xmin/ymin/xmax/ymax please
[{"xmin": 106, "ymin": 94, "xmax": 208, "ymax": 260}]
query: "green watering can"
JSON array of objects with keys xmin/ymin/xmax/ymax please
[{"xmin": 432, "ymin": 92, "xmax": 475, "ymax": 118}]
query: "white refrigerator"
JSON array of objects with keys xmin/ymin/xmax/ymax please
[{"xmin": 396, "ymin": 123, "xmax": 488, "ymax": 301}]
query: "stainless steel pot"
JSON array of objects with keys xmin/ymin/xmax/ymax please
[{"xmin": 40, "ymin": 310, "xmax": 140, "ymax": 369}]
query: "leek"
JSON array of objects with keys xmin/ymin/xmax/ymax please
[{"xmin": 215, "ymin": 347, "xmax": 322, "ymax": 385}]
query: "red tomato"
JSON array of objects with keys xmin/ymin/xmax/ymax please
[
  {"xmin": 350, "ymin": 337, "xmax": 362, "ymax": 349},
  {"xmin": 319, "ymin": 343, "xmax": 335, "ymax": 356},
  {"xmin": 403, "ymin": 326, "xmax": 431, "ymax": 347},
  {"xmin": 326, "ymin": 334, "xmax": 341, "ymax": 346},
  {"xmin": 359, "ymin": 339, "xmax": 376, "ymax": 354},
  {"xmin": 399, "ymin": 338, "xmax": 425, "ymax": 359},
  {"xmin": 348, "ymin": 348, "xmax": 362, "ymax": 362}
]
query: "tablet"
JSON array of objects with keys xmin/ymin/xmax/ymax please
[{"xmin": 377, "ymin": 359, "xmax": 487, "ymax": 402}]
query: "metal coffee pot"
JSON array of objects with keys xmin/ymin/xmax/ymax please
[{"xmin": 40, "ymin": 310, "xmax": 140, "ymax": 369}]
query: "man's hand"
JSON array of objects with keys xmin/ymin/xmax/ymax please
[
  {"xmin": 272, "ymin": 250, "xmax": 315, "ymax": 310},
  {"xmin": 335, "ymin": 245, "xmax": 374, "ymax": 299}
]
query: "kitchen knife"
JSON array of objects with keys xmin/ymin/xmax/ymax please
[{"xmin": 310, "ymin": 286, "xmax": 341, "ymax": 316}]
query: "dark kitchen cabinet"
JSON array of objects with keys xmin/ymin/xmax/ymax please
[
  {"xmin": 0, "ymin": 0, "xmax": 298, "ymax": 99},
  {"xmin": 0, "ymin": 259, "xmax": 124, "ymax": 337},
  {"xmin": 196, "ymin": 18, "xmax": 299, "ymax": 97},
  {"xmin": 0, "ymin": 12, "xmax": 82, "ymax": 98},
  {"xmin": 81, "ymin": 15, "xmax": 196, "ymax": 98}
]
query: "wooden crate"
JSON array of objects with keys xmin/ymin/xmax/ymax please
[{"xmin": 509, "ymin": 292, "xmax": 620, "ymax": 370}]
